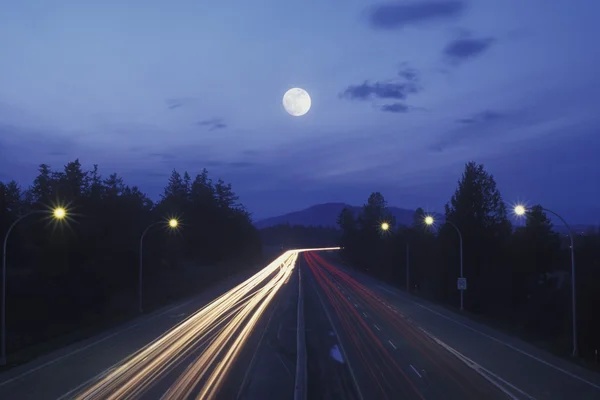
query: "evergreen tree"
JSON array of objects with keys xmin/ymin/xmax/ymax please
[{"xmin": 443, "ymin": 161, "xmax": 511, "ymax": 312}]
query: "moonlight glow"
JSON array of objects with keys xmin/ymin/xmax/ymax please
[{"xmin": 283, "ymin": 88, "xmax": 311, "ymax": 116}]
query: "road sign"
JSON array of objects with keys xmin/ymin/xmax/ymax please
[{"xmin": 457, "ymin": 277, "xmax": 467, "ymax": 290}]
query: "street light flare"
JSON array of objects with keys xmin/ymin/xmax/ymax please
[
  {"xmin": 380, "ymin": 222, "xmax": 390, "ymax": 231},
  {"xmin": 424, "ymin": 215, "xmax": 434, "ymax": 226},
  {"xmin": 514, "ymin": 205, "xmax": 526, "ymax": 216},
  {"xmin": 53, "ymin": 207, "xmax": 66, "ymax": 219},
  {"xmin": 169, "ymin": 219, "xmax": 178, "ymax": 228}
]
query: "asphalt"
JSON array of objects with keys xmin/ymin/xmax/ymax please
[
  {"xmin": 308, "ymin": 252, "xmax": 600, "ymax": 400},
  {"xmin": 0, "ymin": 254, "xmax": 300, "ymax": 400},
  {"xmin": 303, "ymin": 257, "xmax": 361, "ymax": 400}
]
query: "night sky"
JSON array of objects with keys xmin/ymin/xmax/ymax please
[{"xmin": 1, "ymin": 1, "xmax": 599, "ymax": 223}]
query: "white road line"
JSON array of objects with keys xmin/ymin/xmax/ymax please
[
  {"xmin": 0, "ymin": 297, "xmax": 197, "ymax": 388},
  {"xmin": 388, "ymin": 340, "xmax": 397, "ymax": 350},
  {"xmin": 354, "ymin": 303, "xmax": 359, "ymax": 308},
  {"xmin": 311, "ymin": 271, "xmax": 364, "ymax": 400},
  {"xmin": 378, "ymin": 284, "xmax": 600, "ymax": 391},
  {"xmin": 419, "ymin": 327, "xmax": 532, "ymax": 400},
  {"xmin": 374, "ymin": 324, "xmax": 380, "ymax": 331},
  {"xmin": 410, "ymin": 364, "xmax": 422, "ymax": 378},
  {"xmin": 362, "ymin": 312, "xmax": 368, "ymax": 317}
]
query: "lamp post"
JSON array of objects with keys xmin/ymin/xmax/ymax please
[
  {"xmin": 1, "ymin": 207, "xmax": 67, "ymax": 366},
  {"xmin": 514, "ymin": 204, "xmax": 578, "ymax": 357},
  {"xmin": 425, "ymin": 215, "xmax": 465, "ymax": 311},
  {"xmin": 380, "ymin": 222, "xmax": 411, "ymax": 293},
  {"xmin": 139, "ymin": 218, "xmax": 178, "ymax": 314}
]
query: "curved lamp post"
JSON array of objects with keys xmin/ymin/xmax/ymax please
[
  {"xmin": 1, "ymin": 207, "xmax": 67, "ymax": 366},
  {"xmin": 424, "ymin": 215, "xmax": 465, "ymax": 311},
  {"xmin": 139, "ymin": 218, "xmax": 178, "ymax": 313},
  {"xmin": 380, "ymin": 222, "xmax": 412, "ymax": 292},
  {"xmin": 514, "ymin": 204, "xmax": 578, "ymax": 357}
]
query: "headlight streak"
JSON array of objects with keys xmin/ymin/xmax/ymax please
[{"xmin": 73, "ymin": 248, "xmax": 337, "ymax": 400}]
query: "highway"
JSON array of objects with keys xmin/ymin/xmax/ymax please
[
  {"xmin": 303, "ymin": 251, "xmax": 600, "ymax": 400},
  {"xmin": 2, "ymin": 248, "xmax": 600, "ymax": 400},
  {"xmin": 0, "ymin": 251, "xmax": 309, "ymax": 400}
]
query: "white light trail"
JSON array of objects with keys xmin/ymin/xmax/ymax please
[{"xmin": 73, "ymin": 248, "xmax": 337, "ymax": 400}]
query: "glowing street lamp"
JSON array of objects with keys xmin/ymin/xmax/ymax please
[
  {"xmin": 54, "ymin": 207, "xmax": 66, "ymax": 219},
  {"xmin": 425, "ymin": 215, "xmax": 465, "ymax": 311},
  {"xmin": 380, "ymin": 222, "xmax": 390, "ymax": 231},
  {"xmin": 424, "ymin": 215, "xmax": 434, "ymax": 226},
  {"xmin": 139, "ymin": 218, "xmax": 180, "ymax": 313},
  {"xmin": 514, "ymin": 204, "xmax": 578, "ymax": 357},
  {"xmin": 1, "ymin": 207, "xmax": 68, "ymax": 366}
]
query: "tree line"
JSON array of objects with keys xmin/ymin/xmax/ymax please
[
  {"xmin": 337, "ymin": 161, "xmax": 600, "ymax": 364},
  {"xmin": 0, "ymin": 159, "xmax": 262, "ymax": 358}
]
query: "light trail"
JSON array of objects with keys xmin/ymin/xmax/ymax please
[{"xmin": 71, "ymin": 249, "xmax": 337, "ymax": 400}]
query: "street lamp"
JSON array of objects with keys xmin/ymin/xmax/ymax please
[
  {"xmin": 139, "ymin": 218, "xmax": 179, "ymax": 313},
  {"xmin": 1, "ymin": 207, "xmax": 67, "ymax": 366},
  {"xmin": 425, "ymin": 215, "xmax": 465, "ymax": 311},
  {"xmin": 380, "ymin": 222, "xmax": 412, "ymax": 293},
  {"xmin": 514, "ymin": 204, "xmax": 578, "ymax": 357}
]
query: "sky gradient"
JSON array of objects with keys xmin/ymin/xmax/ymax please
[{"xmin": 1, "ymin": 0, "xmax": 599, "ymax": 223}]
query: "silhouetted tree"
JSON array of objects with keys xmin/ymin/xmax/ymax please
[
  {"xmin": 442, "ymin": 161, "xmax": 511, "ymax": 312},
  {"xmin": 0, "ymin": 160, "xmax": 262, "ymax": 356},
  {"xmin": 335, "ymin": 161, "xmax": 600, "ymax": 362}
]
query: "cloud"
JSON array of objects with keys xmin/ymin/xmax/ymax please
[
  {"xmin": 197, "ymin": 118, "xmax": 227, "ymax": 131},
  {"xmin": 340, "ymin": 81, "xmax": 419, "ymax": 101},
  {"xmin": 148, "ymin": 152, "xmax": 178, "ymax": 160},
  {"xmin": 398, "ymin": 64, "xmax": 419, "ymax": 81},
  {"xmin": 165, "ymin": 97, "xmax": 198, "ymax": 110},
  {"xmin": 341, "ymin": 63, "xmax": 421, "ymax": 113},
  {"xmin": 443, "ymin": 36, "xmax": 495, "ymax": 64},
  {"xmin": 381, "ymin": 103, "xmax": 409, "ymax": 113},
  {"xmin": 368, "ymin": 1, "xmax": 465, "ymax": 30},
  {"xmin": 457, "ymin": 110, "xmax": 504, "ymax": 124}
]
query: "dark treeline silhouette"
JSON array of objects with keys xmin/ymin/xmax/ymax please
[
  {"xmin": 259, "ymin": 223, "xmax": 341, "ymax": 250},
  {"xmin": 0, "ymin": 159, "xmax": 262, "ymax": 358},
  {"xmin": 337, "ymin": 161, "xmax": 600, "ymax": 364}
]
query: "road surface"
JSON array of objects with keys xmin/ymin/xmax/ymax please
[
  {"xmin": 0, "ymin": 251, "xmax": 304, "ymax": 400},
  {"xmin": 304, "ymin": 251, "xmax": 600, "ymax": 400}
]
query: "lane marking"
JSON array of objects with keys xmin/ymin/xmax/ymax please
[
  {"xmin": 354, "ymin": 303, "xmax": 358, "ymax": 308},
  {"xmin": 419, "ymin": 327, "xmax": 532, "ymax": 400},
  {"xmin": 388, "ymin": 340, "xmax": 397, "ymax": 350},
  {"xmin": 373, "ymin": 324, "xmax": 380, "ymax": 331},
  {"xmin": 410, "ymin": 364, "xmax": 422, "ymax": 378},
  {"xmin": 377, "ymin": 284, "xmax": 600, "ymax": 391},
  {"xmin": 0, "ymin": 297, "xmax": 198, "ymax": 388},
  {"xmin": 309, "ymin": 270, "xmax": 365, "ymax": 400},
  {"xmin": 362, "ymin": 312, "xmax": 368, "ymax": 318}
]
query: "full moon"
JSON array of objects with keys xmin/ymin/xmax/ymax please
[{"xmin": 283, "ymin": 88, "xmax": 311, "ymax": 116}]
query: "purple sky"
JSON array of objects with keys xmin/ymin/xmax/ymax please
[{"xmin": 1, "ymin": 1, "xmax": 599, "ymax": 223}]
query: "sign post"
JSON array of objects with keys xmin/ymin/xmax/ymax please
[{"xmin": 457, "ymin": 277, "xmax": 467, "ymax": 290}]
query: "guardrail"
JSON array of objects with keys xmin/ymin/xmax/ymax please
[{"xmin": 294, "ymin": 264, "xmax": 307, "ymax": 400}]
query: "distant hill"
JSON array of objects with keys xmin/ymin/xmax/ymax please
[
  {"xmin": 254, "ymin": 202, "xmax": 417, "ymax": 229},
  {"xmin": 254, "ymin": 203, "xmax": 597, "ymax": 235}
]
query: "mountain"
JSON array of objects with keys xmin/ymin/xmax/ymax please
[{"xmin": 254, "ymin": 202, "xmax": 417, "ymax": 229}]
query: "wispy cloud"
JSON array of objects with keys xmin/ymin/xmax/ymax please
[
  {"xmin": 457, "ymin": 110, "xmax": 504, "ymax": 124},
  {"xmin": 368, "ymin": 1, "xmax": 466, "ymax": 30},
  {"xmin": 197, "ymin": 118, "xmax": 227, "ymax": 131},
  {"xmin": 340, "ymin": 81, "xmax": 419, "ymax": 101},
  {"xmin": 341, "ymin": 63, "xmax": 422, "ymax": 113},
  {"xmin": 165, "ymin": 97, "xmax": 198, "ymax": 110},
  {"xmin": 149, "ymin": 152, "xmax": 178, "ymax": 160},
  {"xmin": 381, "ymin": 103, "xmax": 409, "ymax": 113},
  {"xmin": 443, "ymin": 34, "xmax": 496, "ymax": 64}
]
